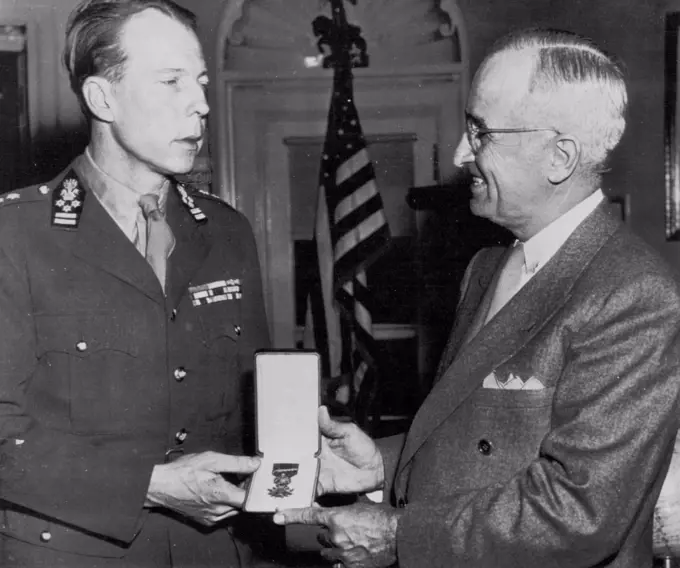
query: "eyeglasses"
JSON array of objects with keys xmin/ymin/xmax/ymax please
[{"xmin": 466, "ymin": 119, "xmax": 559, "ymax": 153}]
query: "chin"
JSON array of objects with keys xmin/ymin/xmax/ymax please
[
  {"xmin": 164, "ymin": 156, "xmax": 197, "ymax": 176},
  {"xmin": 469, "ymin": 197, "xmax": 493, "ymax": 220}
]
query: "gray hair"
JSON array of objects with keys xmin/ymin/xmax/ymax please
[{"xmin": 488, "ymin": 28, "xmax": 628, "ymax": 169}]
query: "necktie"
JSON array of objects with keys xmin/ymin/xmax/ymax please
[
  {"xmin": 485, "ymin": 242, "xmax": 525, "ymax": 323},
  {"xmin": 139, "ymin": 193, "xmax": 175, "ymax": 293}
]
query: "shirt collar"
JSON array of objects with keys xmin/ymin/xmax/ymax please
[
  {"xmin": 520, "ymin": 189, "xmax": 604, "ymax": 275},
  {"xmin": 77, "ymin": 148, "xmax": 170, "ymax": 240}
]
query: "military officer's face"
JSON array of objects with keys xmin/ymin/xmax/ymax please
[{"xmin": 106, "ymin": 9, "xmax": 209, "ymax": 177}]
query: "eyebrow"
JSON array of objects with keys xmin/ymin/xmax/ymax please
[{"xmin": 156, "ymin": 68, "xmax": 209, "ymax": 78}]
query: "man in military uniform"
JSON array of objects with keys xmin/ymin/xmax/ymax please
[{"xmin": 0, "ymin": 1, "xmax": 271, "ymax": 566}]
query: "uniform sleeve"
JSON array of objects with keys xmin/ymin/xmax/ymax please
[
  {"xmin": 396, "ymin": 271, "xmax": 680, "ymax": 567},
  {"xmin": 0, "ymin": 237, "xmax": 155, "ymax": 544}
]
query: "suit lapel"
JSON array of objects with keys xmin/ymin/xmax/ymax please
[
  {"xmin": 70, "ymin": 178, "xmax": 164, "ymax": 304},
  {"xmin": 397, "ymin": 204, "xmax": 622, "ymax": 475},
  {"xmin": 165, "ymin": 185, "xmax": 212, "ymax": 309},
  {"xmin": 434, "ymin": 249, "xmax": 505, "ymax": 379}
]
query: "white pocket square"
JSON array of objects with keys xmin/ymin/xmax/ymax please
[{"xmin": 482, "ymin": 372, "xmax": 544, "ymax": 390}]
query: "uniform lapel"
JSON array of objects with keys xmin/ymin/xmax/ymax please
[
  {"xmin": 397, "ymin": 204, "xmax": 622, "ymax": 476},
  {"xmin": 165, "ymin": 185, "xmax": 212, "ymax": 309},
  {"xmin": 69, "ymin": 175, "xmax": 164, "ymax": 304}
]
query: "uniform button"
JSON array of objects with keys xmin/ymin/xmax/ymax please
[
  {"xmin": 75, "ymin": 341, "xmax": 87, "ymax": 352},
  {"xmin": 477, "ymin": 439, "xmax": 493, "ymax": 455},
  {"xmin": 396, "ymin": 497, "xmax": 406, "ymax": 508},
  {"xmin": 170, "ymin": 309, "xmax": 177, "ymax": 321},
  {"xmin": 175, "ymin": 428, "xmax": 188, "ymax": 444},
  {"xmin": 40, "ymin": 530, "xmax": 52, "ymax": 543},
  {"xmin": 233, "ymin": 325, "xmax": 241, "ymax": 336},
  {"xmin": 173, "ymin": 367, "xmax": 187, "ymax": 381}
]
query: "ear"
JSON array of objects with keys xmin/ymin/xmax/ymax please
[
  {"xmin": 547, "ymin": 135, "xmax": 580, "ymax": 184},
  {"xmin": 81, "ymin": 76, "xmax": 115, "ymax": 123}
]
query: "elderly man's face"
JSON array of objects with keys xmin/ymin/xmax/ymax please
[
  {"xmin": 453, "ymin": 50, "xmax": 555, "ymax": 234},
  {"xmin": 106, "ymin": 9, "xmax": 209, "ymax": 177}
]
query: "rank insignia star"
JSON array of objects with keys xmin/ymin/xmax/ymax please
[
  {"xmin": 52, "ymin": 172, "xmax": 86, "ymax": 229},
  {"xmin": 188, "ymin": 279, "xmax": 242, "ymax": 306}
]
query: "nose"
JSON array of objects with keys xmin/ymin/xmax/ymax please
[
  {"xmin": 189, "ymin": 83, "xmax": 210, "ymax": 118},
  {"xmin": 453, "ymin": 134, "xmax": 474, "ymax": 168}
]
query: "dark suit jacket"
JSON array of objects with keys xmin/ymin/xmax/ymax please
[
  {"xmin": 0, "ymin": 158, "xmax": 270, "ymax": 566},
  {"xmin": 380, "ymin": 204, "xmax": 680, "ymax": 567}
]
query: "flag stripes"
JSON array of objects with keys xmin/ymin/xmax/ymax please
[{"xmin": 304, "ymin": 64, "xmax": 390, "ymax": 418}]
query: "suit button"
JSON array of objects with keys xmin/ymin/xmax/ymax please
[
  {"xmin": 477, "ymin": 439, "xmax": 493, "ymax": 455},
  {"xmin": 175, "ymin": 428, "xmax": 188, "ymax": 444},
  {"xmin": 234, "ymin": 325, "xmax": 241, "ymax": 336},
  {"xmin": 40, "ymin": 530, "xmax": 52, "ymax": 543},
  {"xmin": 75, "ymin": 341, "xmax": 87, "ymax": 352},
  {"xmin": 170, "ymin": 309, "xmax": 177, "ymax": 321},
  {"xmin": 396, "ymin": 497, "xmax": 406, "ymax": 508},
  {"xmin": 173, "ymin": 367, "xmax": 187, "ymax": 381}
]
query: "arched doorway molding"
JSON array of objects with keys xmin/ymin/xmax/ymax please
[{"xmin": 213, "ymin": 0, "xmax": 469, "ymax": 206}]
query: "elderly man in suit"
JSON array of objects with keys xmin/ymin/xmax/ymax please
[
  {"xmin": 0, "ymin": 1, "xmax": 273, "ymax": 566},
  {"xmin": 274, "ymin": 28, "xmax": 680, "ymax": 568}
]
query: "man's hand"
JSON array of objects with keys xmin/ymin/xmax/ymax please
[
  {"xmin": 273, "ymin": 502, "xmax": 401, "ymax": 568},
  {"xmin": 145, "ymin": 451, "xmax": 260, "ymax": 526},
  {"xmin": 317, "ymin": 406, "xmax": 384, "ymax": 496}
]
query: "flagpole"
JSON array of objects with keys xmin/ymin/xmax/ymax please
[{"xmin": 308, "ymin": 1, "xmax": 388, "ymax": 433}]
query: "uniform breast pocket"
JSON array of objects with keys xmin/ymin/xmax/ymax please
[
  {"xmin": 190, "ymin": 306, "xmax": 243, "ymax": 421},
  {"xmin": 35, "ymin": 313, "xmax": 140, "ymax": 434}
]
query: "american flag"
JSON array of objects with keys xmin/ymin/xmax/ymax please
[{"xmin": 304, "ymin": 63, "xmax": 390, "ymax": 426}]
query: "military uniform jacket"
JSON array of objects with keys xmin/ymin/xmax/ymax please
[
  {"xmin": 380, "ymin": 204, "xmax": 680, "ymax": 568},
  {"xmin": 0, "ymin": 158, "xmax": 270, "ymax": 558}
]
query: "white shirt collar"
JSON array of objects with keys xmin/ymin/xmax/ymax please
[{"xmin": 521, "ymin": 189, "xmax": 604, "ymax": 276}]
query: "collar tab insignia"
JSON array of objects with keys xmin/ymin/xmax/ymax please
[
  {"xmin": 176, "ymin": 183, "xmax": 207, "ymax": 224},
  {"xmin": 52, "ymin": 173, "xmax": 86, "ymax": 229}
]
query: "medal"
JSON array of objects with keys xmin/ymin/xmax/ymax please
[{"xmin": 267, "ymin": 463, "xmax": 299, "ymax": 499}]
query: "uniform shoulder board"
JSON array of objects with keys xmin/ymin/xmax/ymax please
[
  {"xmin": 0, "ymin": 174, "xmax": 55, "ymax": 206},
  {"xmin": 0, "ymin": 191, "xmax": 27, "ymax": 207},
  {"xmin": 196, "ymin": 188, "xmax": 224, "ymax": 202},
  {"xmin": 193, "ymin": 188, "xmax": 236, "ymax": 211},
  {"xmin": 51, "ymin": 171, "xmax": 86, "ymax": 229},
  {"xmin": 0, "ymin": 180, "xmax": 53, "ymax": 207}
]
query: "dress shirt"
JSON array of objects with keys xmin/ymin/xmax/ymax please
[
  {"xmin": 515, "ymin": 189, "xmax": 604, "ymax": 290},
  {"xmin": 78, "ymin": 148, "xmax": 169, "ymax": 256}
]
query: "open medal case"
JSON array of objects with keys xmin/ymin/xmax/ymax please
[{"xmin": 244, "ymin": 350, "xmax": 321, "ymax": 512}]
